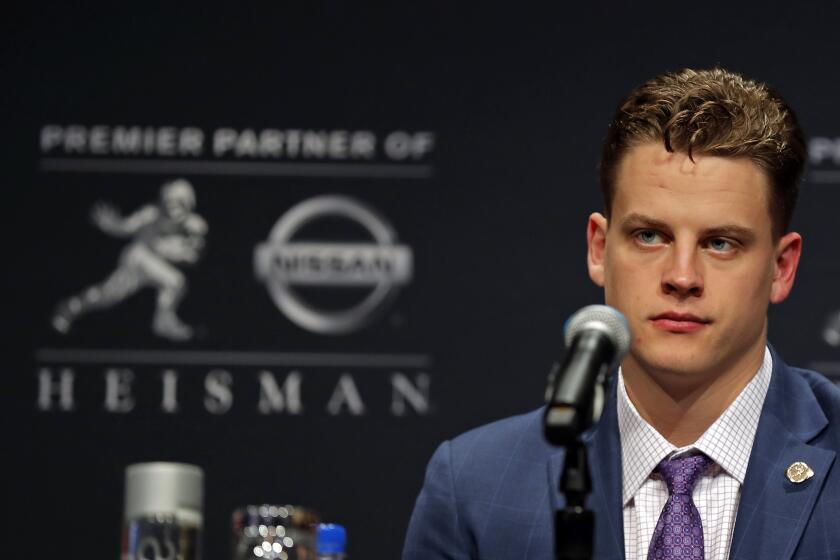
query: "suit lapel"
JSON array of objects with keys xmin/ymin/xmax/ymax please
[
  {"xmin": 729, "ymin": 350, "xmax": 836, "ymax": 559},
  {"xmin": 547, "ymin": 374, "xmax": 624, "ymax": 559}
]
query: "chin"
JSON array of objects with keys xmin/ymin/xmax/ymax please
[{"xmin": 631, "ymin": 343, "xmax": 710, "ymax": 379}]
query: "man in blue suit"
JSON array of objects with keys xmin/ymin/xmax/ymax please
[{"xmin": 404, "ymin": 68, "xmax": 840, "ymax": 559}]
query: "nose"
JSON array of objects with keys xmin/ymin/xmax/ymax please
[{"xmin": 661, "ymin": 241, "xmax": 703, "ymax": 298}]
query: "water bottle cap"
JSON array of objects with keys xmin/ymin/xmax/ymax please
[
  {"xmin": 124, "ymin": 462, "xmax": 203, "ymax": 520},
  {"xmin": 317, "ymin": 523, "xmax": 346, "ymax": 553}
]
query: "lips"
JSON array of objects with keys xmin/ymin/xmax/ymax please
[{"xmin": 650, "ymin": 312, "xmax": 711, "ymax": 333}]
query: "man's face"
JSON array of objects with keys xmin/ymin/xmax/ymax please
[
  {"xmin": 164, "ymin": 198, "xmax": 190, "ymax": 221},
  {"xmin": 587, "ymin": 142, "xmax": 801, "ymax": 381},
  {"xmin": 162, "ymin": 184, "xmax": 195, "ymax": 221}
]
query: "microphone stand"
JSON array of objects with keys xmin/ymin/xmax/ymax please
[
  {"xmin": 543, "ymin": 305, "xmax": 628, "ymax": 560},
  {"xmin": 554, "ymin": 436, "xmax": 594, "ymax": 560},
  {"xmin": 544, "ymin": 333, "xmax": 610, "ymax": 560}
]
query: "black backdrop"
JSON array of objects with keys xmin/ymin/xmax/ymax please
[{"xmin": 4, "ymin": 3, "xmax": 840, "ymax": 559}]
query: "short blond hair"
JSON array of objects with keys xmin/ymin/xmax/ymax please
[{"xmin": 600, "ymin": 68, "xmax": 806, "ymax": 238}]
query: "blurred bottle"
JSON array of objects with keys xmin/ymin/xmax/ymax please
[
  {"xmin": 121, "ymin": 462, "xmax": 204, "ymax": 560},
  {"xmin": 316, "ymin": 524, "xmax": 346, "ymax": 560},
  {"xmin": 231, "ymin": 504, "xmax": 320, "ymax": 560}
]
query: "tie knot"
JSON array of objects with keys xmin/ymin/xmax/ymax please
[{"xmin": 655, "ymin": 454, "xmax": 713, "ymax": 495}]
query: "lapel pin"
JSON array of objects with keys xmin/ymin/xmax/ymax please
[{"xmin": 785, "ymin": 461, "xmax": 815, "ymax": 483}]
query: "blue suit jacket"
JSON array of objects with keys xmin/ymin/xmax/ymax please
[{"xmin": 403, "ymin": 348, "xmax": 840, "ymax": 559}]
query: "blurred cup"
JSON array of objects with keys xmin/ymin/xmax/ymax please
[
  {"xmin": 231, "ymin": 504, "xmax": 321, "ymax": 560},
  {"xmin": 121, "ymin": 462, "xmax": 204, "ymax": 560}
]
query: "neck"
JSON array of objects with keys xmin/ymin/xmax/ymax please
[{"xmin": 621, "ymin": 337, "xmax": 767, "ymax": 447}]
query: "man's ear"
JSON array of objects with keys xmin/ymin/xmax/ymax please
[
  {"xmin": 587, "ymin": 212, "xmax": 608, "ymax": 288},
  {"xmin": 770, "ymin": 231, "xmax": 802, "ymax": 304}
]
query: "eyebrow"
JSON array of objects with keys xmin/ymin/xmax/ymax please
[
  {"xmin": 618, "ymin": 212, "xmax": 757, "ymax": 242},
  {"xmin": 619, "ymin": 213, "xmax": 669, "ymax": 231}
]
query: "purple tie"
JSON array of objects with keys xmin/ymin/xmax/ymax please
[{"xmin": 647, "ymin": 454, "xmax": 713, "ymax": 560}]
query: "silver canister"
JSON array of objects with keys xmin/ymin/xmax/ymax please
[{"xmin": 121, "ymin": 462, "xmax": 204, "ymax": 560}]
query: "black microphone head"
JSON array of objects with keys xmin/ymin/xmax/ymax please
[{"xmin": 564, "ymin": 305, "xmax": 631, "ymax": 362}]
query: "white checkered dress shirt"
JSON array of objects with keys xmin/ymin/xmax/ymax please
[{"xmin": 617, "ymin": 347, "xmax": 772, "ymax": 560}]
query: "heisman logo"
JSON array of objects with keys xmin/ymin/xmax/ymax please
[
  {"xmin": 51, "ymin": 179, "xmax": 208, "ymax": 341},
  {"xmin": 254, "ymin": 195, "xmax": 413, "ymax": 334}
]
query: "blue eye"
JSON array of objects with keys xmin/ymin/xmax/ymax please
[
  {"xmin": 708, "ymin": 238, "xmax": 733, "ymax": 251},
  {"xmin": 637, "ymin": 230, "xmax": 661, "ymax": 244}
]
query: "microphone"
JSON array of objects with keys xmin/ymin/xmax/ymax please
[{"xmin": 544, "ymin": 305, "xmax": 631, "ymax": 446}]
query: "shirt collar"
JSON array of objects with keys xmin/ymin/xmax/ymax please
[{"xmin": 617, "ymin": 347, "xmax": 773, "ymax": 505}]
